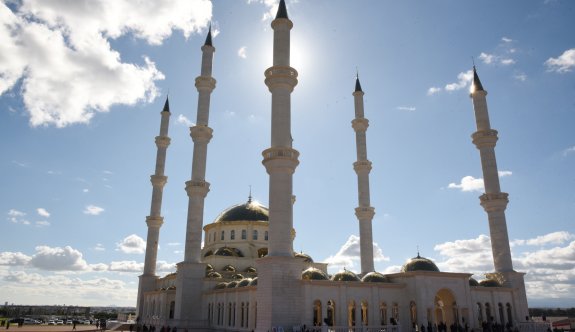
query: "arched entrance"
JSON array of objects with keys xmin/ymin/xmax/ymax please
[{"xmin": 434, "ymin": 288, "xmax": 457, "ymax": 327}]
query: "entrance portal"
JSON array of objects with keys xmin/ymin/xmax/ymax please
[{"xmin": 434, "ymin": 289, "xmax": 458, "ymax": 327}]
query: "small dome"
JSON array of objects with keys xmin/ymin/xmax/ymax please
[
  {"xmin": 214, "ymin": 282, "xmax": 227, "ymax": 290},
  {"xmin": 245, "ymin": 266, "xmax": 257, "ymax": 273},
  {"xmin": 222, "ymin": 265, "xmax": 236, "ymax": 272},
  {"xmin": 237, "ymin": 278, "xmax": 252, "ymax": 287},
  {"xmin": 226, "ymin": 281, "xmax": 238, "ymax": 288},
  {"xmin": 231, "ymin": 273, "xmax": 244, "ymax": 280},
  {"xmin": 214, "ymin": 199, "xmax": 269, "ymax": 223},
  {"xmin": 167, "ymin": 285, "xmax": 176, "ymax": 290},
  {"xmin": 206, "ymin": 264, "xmax": 214, "ymax": 272},
  {"xmin": 294, "ymin": 252, "xmax": 314, "ymax": 263},
  {"xmin": 401, "ymin": 254, "xmax": 440, "ymax": 272},
  {"xmin": 207, "ymin": 272, "xmax": 222, "ymax": 279},
  {"xmin": 478, "ymin": 279, "xmax": 501, "ymax": 287},
  {"xmin": 302, "ymin": 267, "xmax": 329, "ymax": 280},
  {"xmin": 214, "ymin": 247, "xmax": 244, "ymax": 257},
  {"xmin": 204, "ymin": 250, "xmax": 213, "ymax": 257},
  {"xmin": 331, "ymin": 270, "xmax": 361, "ymax": 282},
  {"xmin": 249, "ymin": 277, "xmax": 258, "ymax": 286},
  {"xmin": 361, "ymin": 271, "xmax": 390, "ymax": 283},
  {"xmin": 469, "ymin": 278, "xmax": 479, "ymax": 286}
]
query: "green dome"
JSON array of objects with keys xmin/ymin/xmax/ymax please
[
  {"xmin": 214, "ymin": 199, "xmax": 269, "ymax": 223},
  {"xmin": 207, "ymin": 271, "xmax": 222, "ymax": 279},
  {"xmin": 231, "ymin": 273, "xmax": 244, "ymax": 280},
  {"xmin": 479, "ymin": 279, "xmax": 501, "ymax": 287},
  {"xmin": 214, "ymin": 282, "xmax": 227, "ymax": 290},
  {"xmin": 245, "ymin": 266, "xmax": 257, "ymax": 273},
  {"xmin": 214, "ymin": 247, "xmax": 244, "ymax": 257},
  {"xmin": 237, "ymin": 278, "xmax": 252, "ymax": 287},
  {"xmin": 302, "ymin": 267, "xmax": 329, "ymax": 280},
  {"xmin": 469, "ymin": 278, "xmax": 479, "ymax": 286},
  {"xmin": 361, "ymin": 271, "xmax": 390, "ymax": 283},
  {"xmin": 206, "ymin": 264, "xmax": 214, "ymax": 272},
  {"xmin": 226, "ymin": 281, "xmax": 238, "ymax": 288},
  {"xmin": 294, "ymin": 252, "xmax": 314, "ymax": 263},
  {"xmin": 401, "ymin": 254, "xmax": 440, "ymax": 272},
  {"xmin": 331, "ymin": 270, "xmax": 361, "ymax": 282},
  {"xmin": 222, "ymin": 264, "xmax": 236, "ymax": 272},
  {"xmin": 249, "ymin": 277, "xmax": 258, "ymax": 286}
]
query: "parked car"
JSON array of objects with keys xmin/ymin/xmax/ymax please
[
  {"xmin": 55, "ymin": 320, "xmax": 64, "ymax": 325},
  {"xmin": 47, "ymin": 320, "xmax": 56, "ymax": 325}
]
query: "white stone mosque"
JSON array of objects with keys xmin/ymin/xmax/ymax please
[{"xmin": 135, "ymin": 2, "xmax": 537, "ymax": 331}]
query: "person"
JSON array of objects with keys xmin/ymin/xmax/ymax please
[
  {"xmin": 73, "ymin": 321, "xmax": 77, "ymax": 330},
  {"xmin": 5, "ymin": 321, "xmax": 9, "ymax": 330}
]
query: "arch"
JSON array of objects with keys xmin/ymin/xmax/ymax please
[
  {"xmin": 434, "ymin": 288, "xmax": 457, "ymax": 327},
  {"xmin": 391, "ymin": 303, "xmax": 399, "ymax": 325},
  {"xmin": 221, "ymin": 230, "xmax": 225, "ymax": 241},
  {"xmin": 241, "ymin": 302, "xmax": 245, "ymax": 327},
  {"xmin": 228, "ymin": 302, "xmax": 232, "ymax": 326},
  {"xmin": 327, "ymin": 300, "xmax": 335, "ymax": 326},
  {"xmin": 313, "ymin": 300, "xmax": 322, "ymax": 326},
  {"xmin": 498, "ymin": 303, "xmax": 505, "ymax": 325},
  {"xmin": 477, "ymin": 302, "xmax": 484, "ymax": 324},
  {"xmin": 253, "ymin": 229, "xmax": 258, "ymax": 240},
  {"xmin": 265, "ymin": 231, "xmax": 269, "ymax": 240},
  {"xmin": 485, "ymin": 303, "xmax": 492, "ymax": 323},
  {"xmin": 506, "ymin": 303, "xmax": 513, "ymax": 327},
  {"xmin": 231, "ymin": 230, "xmax": 235, "ymax": 240},
  {"xmin": 380, "ymin": 302, "xmax": 388, "ymax": 326},
  {"xmin": 348, "ymin": 300, "xmax": 356, "ymax": 327},
  {"xmin": 242, "ymin": 229, "xmax": 247, "ymax": 240},
  {"xmin": 410, "ymin": 301, "xmax": 417, "ymax": 326},
  {"xmin": 361, "ymin": 300, "xmax": 369, "ymax": 326},
  {"xmin": 169, "ymin": 301, "xmax": 175, "ymax": 319}
]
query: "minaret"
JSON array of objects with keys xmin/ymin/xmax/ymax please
[
  {"xmin": 469, "ymin": 66, "xmax": 513, "ymax": 273},
  {"xmin": 136, "ymin": 97, "xmax": 171, "ymax": 319},
  {"xmin": 174, "ymin": 26, "xmax": 216, "ymax": 325},
  {"xmin": 257, "ymin": 0, "xmax": 301, "ymax": 330},
  {"xmin": 352, "ymin": 75, "xmax": 375, "ymax": 274}
]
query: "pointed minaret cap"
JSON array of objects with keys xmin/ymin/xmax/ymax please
[
  {"xmin": 355, "ymin": 74, "xmax": 363, "ymax": 92},
  {"xmin": 204, "ymin": 23, "xmax": 213, "ymax": 47},
  {"xmin": 162, "ymin": 95, "xmax": 170, "ymax": 113},
  {"xmin": 275, "ymin": 0, "xmax": 288, "ymax": 19},
  {"xmin": 472, "ymin": 66, "xmax": 484, "ymax": 92}
]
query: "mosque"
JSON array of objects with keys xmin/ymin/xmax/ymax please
[{"xmin": 135, "ymin": 1, "xmax": 535, "ymax": 331}]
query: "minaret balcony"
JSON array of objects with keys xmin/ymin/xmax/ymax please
[
  {"xmin": 155, "ymin": 136, "xmax": 171, "ymax": 148},
  {"xmin": 150, "ymin": 175, "xmax": 167, "ymax": 187},
  {"xmin": 472, "ymin": 129, "xmax": 498, "ymax": 148},
  {"xmin": 262, "ymin": 147, "xmax": 299, "ymax": 174},
  {"xmin": 353, "ymin": 160, "xmax": 372, "ymax": 173},
  {"xmin": 480, "ymin": 192, "xmax": 509, "ymax": 212},
  {"xmin": 190, "ymin": 125, "xmax": 213, "ymax": 143},
  {"xmin": 185, "ymin": 180, "xmax": 210, "ymax": 198},
  {"xmin": 264, "ymin": 66, "xmax": 298, "ymax": 91},
  {"xmin": 352, "ymin": 118, "xmax": 369, "ymax": 132},
  {"xmin": 195, "ymin": 76, "xmax": 216, "ymax": 92},
  {"xmin": 355, "ymin": 206, "xmax": 375, "ymax": 220},
  {"xmin": 145, "ymin": 215, "xmax": 164, "ymax": 227}
]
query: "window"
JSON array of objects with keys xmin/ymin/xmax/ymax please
[
  {"xmin": 253, "ymin": 230, "xmax": 258, "ymax": 240},
  {"xmin": 348, "ymin": 300, "xmax": 356, "ymax": 327},
  {"xmin": 506, "ymin": 303, "xmax": 513, "ymax": 327},
  {"xmin": 498, "ymin": 303, "xmax": 505, "ymax": 325},
  {"xmin": 242, "ymin": 229, "xmax": 247, "ymax": 240},
  {"xmin": 380, "ymin": 303, "xmax": 387, "ymax": 326},
  {"xmin": 265, "ymin": 231, "xmax": 268, "ymax": 240},
  {"xmin": 313, "ymin": 300, "xmax": 322, "ymax": 326},
  {"xmin": 169, "ymin": 301, "xmax": 175, "ymax": 319},
  {"xmin": 327, "ymin": 300, "xmax": 335, "ymax": 326},
  {"xmin": 221, "ymin": 230, "xmax": 225, "ymax": 241},
  {"xmin": 485, "ymin": 303, "xmax": 492, "ymax": 322},
  {"xmin": 231, "ymin": 230, "xmax": 235, "ymax": 240},
  {"xmin": 361, "ymin": 301, "xmax": 368, "ymax": 326}
]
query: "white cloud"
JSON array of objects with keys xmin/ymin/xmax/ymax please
[
  {"xmin": 83, "ymin": 188, "xmax": 90, "ymax": 193},
  {"xmin": 238, "ymin": 46, "xmax": 247, "ymax": 59},
  {"xmin": 248, "ymin": 0, "xmax": 280, "ymax": 21},
  {"xmin": 323, "ymin": 235, "xmax": 388, "ymax": 272},
  {"xmin": 0, "ymin": 0, "xmax": 212, "ymax": 127},
  {"xmin": 0, "ymin": 252, "xmax": 32, "ymax": 266},
  {"xmin": 29, "ymin": 245, "xmax": 89, "ymax": 271},
  {"xmin": 500, "ymin": 58, "xmax": 515, "ymax": 65},
  {"xmin": 109, "ymin": 260, "xmax": 144, "ymax": 273},
  {"xmin": 167, "ymin": 242, "xmax": 181, "ymax": 246},
  {"xmin": 501, "ymin": 37, "xmax": 513, "ymax": 43},
  {"xmin": 84, "ymin": 205, "xmax": 104, "ymax": 215},
  {"xmin": 396, "ymin": 106, "xmax": 416, "ymax": 112},
  {"xmin": 479, "ymin": 52, "xmax": 516, "ymax": 66},
  {"xmin": 7, "ymin": 209, "xmax": 30, "ymax": 225},
  {"xmin": 512, "ymin": 231, "xmax": 575, "ymax": 247},
  {"xmin": 35, "ymin": 220, "xmax": 50, "ymax": 227},
  {"xmin": 514, "ymin": 73, "xmax": 527, "ymax": 82},
  {"xmin": 447, "ymin": 171, "xmax": 512, "ymax": 192},
  {"xmin": 117, "ymin": 234, "xmax": 146, "ymax": 254},
  {"xmin": 427, "ymin": 87, "xmax": 441, "ymax": 96},
  {"xmin": 445, "ymin": 70, "xmax": 473, "ymax": 92},
  {"xmin": 545, "ymin": 48, "xmax": 575, "ymax": 73},
  {"xmin": 36, "ymin": 208, "xmax": 50, "ymax": 218},
  {"xmin": 563, "ymin": 146, "xmax": 575, "ymax": 157},
  {"xmin": 177, "ymin": 114, "xmax": 194, "ymax": 126},
  {"xmin": 479, "ymin": 52, "xmax": 495, "ymax": 64},
  {"xmin": 94, "ymin": 243, "xmax": 106, "ymax": 251}
]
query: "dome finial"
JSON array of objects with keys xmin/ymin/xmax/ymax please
[
  {"xmin": 275, "ymin": 0, "xmax": 288, "ymax": 19},
  {"xmin": 248, "ymin": 185, "xmax": 252, "ymax": 203}
]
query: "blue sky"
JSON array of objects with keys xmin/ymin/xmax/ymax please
[{"xmin": 1, "ymin": 0, "xmax": 574, "ymax": 307}]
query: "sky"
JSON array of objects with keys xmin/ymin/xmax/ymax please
[{"xmin": 0, "ymin": 0, "xmax": 574, "ymax": 308}]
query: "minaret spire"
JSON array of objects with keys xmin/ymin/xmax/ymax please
[
  {"xmin": 136, "ymin": 96, "xmax": 171, "ymax": 319},
  {"xmin": 174, "ymin": 26, "xmax": 216, "ymax": 325},
  {"xmin": 352, "ymin": 74, "xmax": 375, "ymax": 273},
  {"xmin": 469, "ymin": 67, "xmax": 513, "ymax": 273}
]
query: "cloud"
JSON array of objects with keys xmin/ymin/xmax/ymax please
[
  {"xmin": 427, "ymin": 87, "xmax": 441, "ymax": 96},
  {"xmin": 0, "ymin": 252, "xmax": 32, "ymax": 266},
  {"xmin": 117, "ymin": 234, "xmax": 146, "ymax": 254},
  {"xmin": 167, "ymin": 242, "xmax": 181, "ymax": 246},
  {"xmin": 545, "ymin": 48, "xmax": 575, "ymax": 73},
  {"xmin": 36, "ymin": 208, "xmax": 50, "ymax": 218},
  {"xmin": 238, "ymin": 46, "xmax": 247, "ymax": 59},
  {"xmin": 563, "ymin": 146, "xmax": 575, "ymax": 157},
  {"xmin": 248, "ymin": 0, "xmax": 281, "ymax": 21},
  {"xmin": 501, "ymin": 37, "xmax": 513, "ymax": 43},
  {"xmin": 500, "ymin": 58, "xmax": 515, "ymax": 65},
  {"xmin": 447, "ymin": 171, "xmax": 512, "ymax": 192},
  {"xmin": 29, "ymin": 245, "xmax": 89, "ymax": 271},
  {"xmin": 479, "ymin": 52, "xmax": 496, "ymax": 64},
  {"xmin": 445, "ymin": 70, "xmax": 473, "ymax": 92},
  {"xmin": 35, "ymin": 220, "xmax": 50, "ymax": 227},
  {"xmin": 177, "ymin": 114, "xmax": 194, "ymax": 126},
  {"xmin": 397, "ymin": 106, "xmax": 416, "ymax": 112},
  {"xmin": 514, "ymin": 73, "xmax": 527, "ymax": 82},
  {"xmin": 512, "ymin": 231, "xmax": 574, "ymax": 247},
  {"xmin": 0, "ymin": 0, "xmax": 212, "ymax": 127},
  {"xmin": 109, "ymin": 260, "xmax": 144, "ymax": 273},
  {"xmin": 323, "ymin": 235, "xmax": 388, "ymax": 272},
  {"xmin": 7, "ymin": 209, "xmax": 30, "ymax": 225},
  {"xmin": 84, "ymin": 205, "xmax": 104, "ymax": 215}
]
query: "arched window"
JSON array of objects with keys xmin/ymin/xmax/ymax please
[
  {"xmin": 228, "ymin": 303, "xmax": 232, "ymax": 326},
  {"xmin": 241, "ymin": 303, "xmax": 245, "ymax": 327},
  {"xmin": 327, "ymin": 300, "xmax": 335, "ymax": 326},
  {"xmin": 169, "ymin": 301, "xmax": 175, "ymax": 319},
  {"xmin": 246, "ymin": 303, "xmax": 250, "ymax": 328},
  {"xmin": 233, "ymin": 303, "xmax": 236, "ymax": 326},
  {"xmin": 392, "ymin": 303, "xmax": 399, "ymax": 325},
  {"xmin": 253, "ymin": 230, "xmax": 258, "ymax": 240},
  {"xmin": 498, "ymin": 303, "xmax": 505, "ymax": 325},
  {"xmin": 348, "ymin": 300, "xmax": 356, "ymax": 327},
  {"xmin": 485, "ymin": 303, "xmax": 492, "ymax": 322},
  {"xmin": 477, "ymin": 303, "xmax": 483, "ymax": 323},
  {"xmin": 242, "ymin": 229, "xmax": 247, "ymax": 240},
  {"xmin": 231, "ymin": 230, "xmax": 235, "ymax": 240},
  {"xmin": 221, "ymin": 230, "xmax": 225, "ymax": 241},
  {"xmin": 380, "ymin": 302, "xmax": 388, "ymax": 326},
  {"xmin": 265, "ymin": 231, "xmax": 269, "ymax": 240},
  {"xmin": 410, "ymin": 301, "xmax": 417, "ymax": 326},
  {"xmin": 313, "ymin": 300, "xmax": 322, "ymax": 326},
  {"xmin": 506, "ymin": 303, "xmax": 513, "ymax": 327},
  {"xmin": 361, "ymin": 300, "xmax": 369, "ymax": 326}
]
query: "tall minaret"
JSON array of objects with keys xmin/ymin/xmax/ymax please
[
  {"xmin": 174, "ymin": 26, "xmax": 216, "ymax": 325},
  {"xmin": 257, "ymin": 1, "xmax": 301, "ymax": 330},
  {"xmin": 136, "ymin": 97, "xmax": 171, "ymax": 319},
  {"xmin": 352, "ymin": 75, "xmax": 375, "ymax": 274},
  {"xmin": 469, "ymin": 67, "xmax": 514, "ymax": 273}
]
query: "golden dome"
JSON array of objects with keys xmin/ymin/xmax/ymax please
[
  {"xmin": 331, "ymin": 270, "xmax": 361, "ymax": 282},
  {"xmin": 401, "ymin": 254, "xmax": 440, "ymax": 272},
  {"xmin": 301, "ymin": 267, "xmax": 329, "ymax": 280},
  {"xmin": 361, "ymin": 271, "xmax": 389, "ymax": 283}
]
